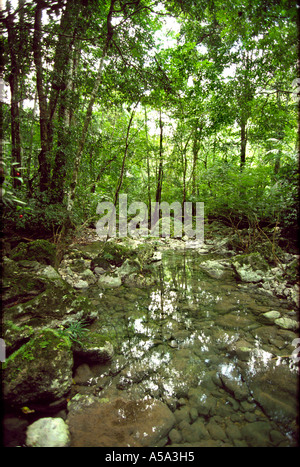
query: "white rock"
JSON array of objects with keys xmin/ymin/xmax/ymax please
[
  {"xmin": 262, "ymin": 310, "xmax": 281, "ymax": 322},
  {"xmin": 26, "ymin": 417, "xmax": 70, "ymax": 447},
  {"xmin": 98, "ymin": 274, "xmax": 122, "ymax": 287},
  {"xmin": 73, "ymin": 279, "xmax": 89, "ymax": 289}
]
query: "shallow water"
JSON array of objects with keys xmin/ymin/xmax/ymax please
[
  {"xmin": 4, "ymin": 247, "xmax": 298, "ymax": 447},
  {"xmin": 80, "ymin": 248, "xmax": 299, "ymax": 447}
]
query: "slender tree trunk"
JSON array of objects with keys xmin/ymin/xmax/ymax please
[
  {"xmin": 144, "ymin": 107, "xmax": 152, "ymax": 222},
  {"xmin": 113, "ymin": 104, "xmax": 138, "ymax": 206},
  {"xmin": 33, "ymin": 1, "xmax": 50, "ymax": 192},
  {"xmin": 155, "ymin": 110, "xmax": 164, "ymax": 205},
  {"xmin": 67, "ymin": 0, "xmax": 116, "ymax": 212},
  {"xmin": 91, "ymin": 110, "xmax": 118, "ymax": 193},
  {"xmin": 33, "ymin": 0, "xmax": 82, "ymax": 194},
  {"xmin": 240, "ymin": 116, "xmax": 247, "ymax": 169},
  {"xmin": 26, "ymin": 89, "xmax": 37, "ymax": 194},
  {"xmin": 48, "ymin": 0, "xmax": 82, "ymax": 202},
  {"xmin": 191, "ymin": 127, "xmax": 201, "ymax": 217},
  {"xmin": 181, "ymin": 132, "xmax": 192, "ymax": 205}
]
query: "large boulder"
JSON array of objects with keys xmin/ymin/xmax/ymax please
[
  {"xmin": 2, "ymin": 258, "xmax": 98, "ymax": 353},
  {"xmin": 3, "ymin": 329, "xmax": 73, "ymax": 408},
  {"xmin": 67, "ymin": 395, "xmax": 176, "ymax": 447}
]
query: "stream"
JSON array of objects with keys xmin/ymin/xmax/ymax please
[
  {"xmin": 74, "ymin": 246, "xmax": 299, "ymax": 447},
  {"xmin": 3, "ymin": 243, "xmax": 299, "ymax": 447}
]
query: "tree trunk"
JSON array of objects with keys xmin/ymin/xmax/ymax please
[
  {"xmin": 155, "ymin": 110, "xmax": 164, "ymax": 205},
  {"xmin": 144, "ymin": 106, "xmax": 152, "ymax": 222},
  {"xmin": 49, "ymin": 111, "xmax": 67, "ymax": 203},
  {"xmin": 191, "ymin": 126, "xmax": 201, "ymax": 217},
  {"xmin": 240, "ymin": 116, "xmax": 247, "ymax": 169},
  {"xmin": 67, "ymin": 0, "xmax": 116, "ymax": 212},
  {"xmin": 33, "ymin": 1, "xmax": 50, "ymax": 192},
  {"xmin": 47, "ymin": 0, "xmax": 81, "ymax": 140},
  {"xmin": 5, "ymin": 6, "xmax": 22, "ymax": 188},
  {"xmin": 26, "ymin": 89, "xmax": 38, "ymax": 195},
  {"xmin": 181, "ymin": 132, "xmax": 192, "ymax": 205},
  {"xmin": 113, "ymin": 104, "xmax": 138, "ymax": 206}
]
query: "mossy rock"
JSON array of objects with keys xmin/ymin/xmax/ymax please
[
  {"xmin": 3, "ymin": 321, "xmax": 35, "ymax": 356},
  {"xmin": 3, "ymin": 329, "xmax": 73, "ymax": 407},
  {"xmin": 73, "ymin": 331, "xmax": 114, "ymax": 363},
  {"xmin": 91, "ymin": 240, "xmax": 154, "ymax": 269},
  {"xmin": 3, "ymin": 283, "xmax": 97, "ymax": 330},
  {"xmin": 232, "ymin": 252, "xmax": 269, "ymax": 271},
  {"xmin": 10, "ymin": 240, "xmax": 57, "ymax": 266},
  {"xmin": 2, "ymin": 258, "xmax": 47, "ymax": 308},
  {"xmin": 284, "ymin": 258, "xmax": 299, "ymax": 284}
]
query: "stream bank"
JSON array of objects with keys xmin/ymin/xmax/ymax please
[{"xmin": 1, "ymin": 221, "xmax": 299, "ymax": 447}]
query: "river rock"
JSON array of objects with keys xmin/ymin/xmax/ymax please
[
  {"xmin": 73, "ymin": 279, "xmax": 89, "ymax": 289},
  {"xmin": 274, "ymin": 317, "xmax": 299, "ymax": 331},
  {"xmin": 188, "ymin": 387, "xmax": 216, "ymax": 416},
  {"xmin": 260, "ymin": 310, "xmax": 281, "ymax": 324},
  {"xmin": 123, "ymin": 273, "xmax": 156, "ymax": 288},
  {"xmin": 26, "ymin": 417, "xmax": 70, "ymax": 447},
  {"xmin": 2, "ymin": 257, "xmax": 98, "ymax": 352},
  {"xmin": 73, "ymin": 331, "xmax": 114, "ymax": 363},
  {"xmin": 239, "ymin": 359, "xmax": 298, "ymax": 428},
  {"xmin": 180, "ymin": 418, "xmax": 210, "ymax": 443},
  {"xmin": 231, "ymin": 252, "xmax": 270, "ymax": 283},
  {"xmin": 241, "ymin": 421, "xmax": 272, "ymax": 447},
  {"xmin": 73, "ymin": 363, "xmax": 94, "ymax": 385},
  {"xmin": 151, "ymin": 251, "xmax": 162, "ymax": 262},
  {"xmin": 206, "ymin": 419, "xmax": 227, "ymax": 442},
  {"xmin": 199, "ymin": 259, "xmax": 234, "ymax": 280},
  {"xmin": 67, "ymin": 396, "xmax": 176, "ymax": 447},
  {"xmin": 10, "ymin": 239, "xmax": 57, "ymax": 266},
  {"xmin": 98, "ymin": 274, "xmax": 122, "ymax": 287},
  {"xmin": 219, "ymin": 370, "xmax": 249, "ymax": 401},
  {"xmin": 3, "ymin": 329, "xmax": 73, "ymax": 407}
]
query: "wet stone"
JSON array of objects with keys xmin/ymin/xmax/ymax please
[
  {"xmin": 67, "ymin": 396, "xmax": 176, "ymax": 447},
  {"xmin": 206, "ymin": 419, "xmax": 227, "ymax": 442},
  {"xmin": 225, "ymin": 422, "xmax": 242, "ymax": 442},
  {"xmin": 241, "ymin": 421, "xmax": 272, "ymax": 447},
  {"xmin": 168, "ymin": 428, "xmax": 182, "ymax": 444}
]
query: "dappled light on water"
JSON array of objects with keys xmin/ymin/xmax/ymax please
[{"xmin": 84, "ymin": 248, "xmax": 299, "ymax": 447}]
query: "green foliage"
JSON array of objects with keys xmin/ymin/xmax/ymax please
[
  {"xmin": 1, "ymin": 0, "xmax": 297, "ymax": 248},
  {"xmin": 57, "ymin": 320, "xmax": 89, "ymax": 345},
  {"xmin": 3, "ymin": 197, "xmax": 71, "ymax": 235}
]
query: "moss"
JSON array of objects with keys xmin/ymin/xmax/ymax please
[
  {"xmin": 10, "ymin": 240, "xmax": 57, "ymax": 266},
  {"xmin": 3, "ymin": 320, "xmax": 34, "ymax": 354},
  {"xmin": 4, "ymin": 329, "xmax": 71, "ymax": 378}
]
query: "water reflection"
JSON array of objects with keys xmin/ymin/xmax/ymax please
[{"xmin": 89, "ymin": 248, "xmax": 298, "ymax": 446}]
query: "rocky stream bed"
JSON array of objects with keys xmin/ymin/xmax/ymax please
[{"xmin": 1, "ymin": 222, "xmax": 299, "ymax": 447}]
